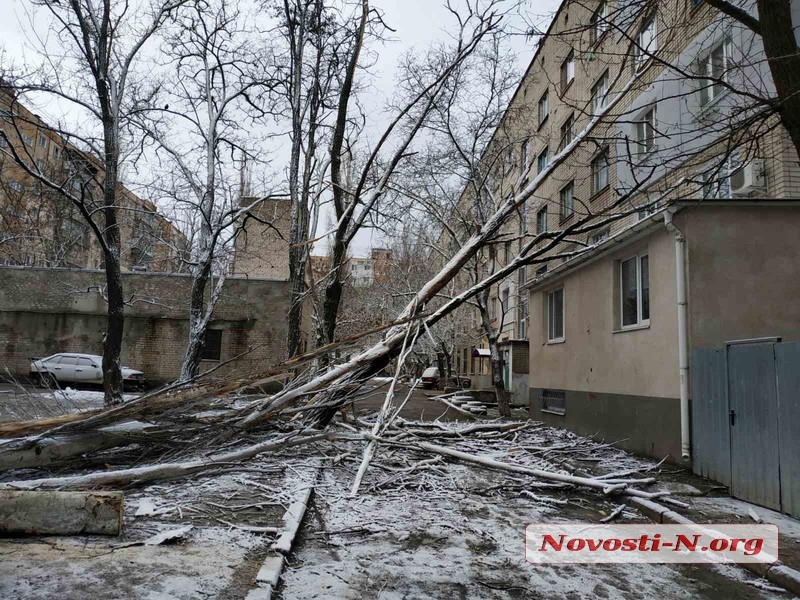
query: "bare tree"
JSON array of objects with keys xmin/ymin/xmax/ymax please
[
  {"xmin": 0, "ymin": 0, "xmax": 186, "ymax": 404},
  {"xmin": 315, "ymin": 0, "xmax": 510, "ymax": 354},
  {"xmin": 137, "ymin": 0, "xmax": 277, "ymax": 381}
]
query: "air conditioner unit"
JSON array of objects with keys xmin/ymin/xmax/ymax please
[{"xmin": 730, "ymin": 159, "xmax": 766, "ymax": 195}]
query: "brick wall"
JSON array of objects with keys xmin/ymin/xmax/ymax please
[{"xmin": 0, "ymin": 266, "xmax": 291, "ymax": 383}]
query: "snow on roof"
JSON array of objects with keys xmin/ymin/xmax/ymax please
[{"xmin": 472, "ymin": 348, "xmax": 491, "ymax": 358}]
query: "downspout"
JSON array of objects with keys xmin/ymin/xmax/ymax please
[{"xmin": 664, "ymin": 210, "xmax": 691, "ymax": 461}]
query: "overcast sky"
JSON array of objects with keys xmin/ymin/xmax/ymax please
[{"xmin": 0, "ymin": 0, "xmax": 559, "ymax": 257}]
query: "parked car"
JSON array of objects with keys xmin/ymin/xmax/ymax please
[
  {"xmin": 29, "ymin": 353, "xmax": 146, "ymax": 390},
  {"xmin": 420, "ymin": 367, "xmax": 471, "ymax": 390}
]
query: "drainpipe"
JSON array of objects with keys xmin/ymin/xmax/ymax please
[{"xmin": 664, "ymin": 210, "xmax": 690, "ymax": 461}]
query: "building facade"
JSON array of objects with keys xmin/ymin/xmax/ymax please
[
  {"xmin": 0, "ymin": 86, "xmax": 187, "ymax": 272},
  {"xmin": 452, "ymin": 0, "xmax": 800, "ymax": 460}
]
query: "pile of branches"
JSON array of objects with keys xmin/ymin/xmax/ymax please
[{"xmin": 0, "ymin": 326, "xmax": 677, "ymax": 518}]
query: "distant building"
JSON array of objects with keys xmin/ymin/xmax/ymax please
[
  {"xmin": 308, "ymin": 248, "xmax": 393, "ymax": 288},
  {"xmin": 0, "ymin": 84, "xmax": 186, "ymax": 272},
  {"xmin": 232, "ymin": 197, "xmax": 292, "ymax": 280}
]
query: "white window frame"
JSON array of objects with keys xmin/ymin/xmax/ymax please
[
  {"xmin": 559, "ymin": 181, "xmax": 574, "ymax": 219},
  {"xmin": 560, "ymin": 114, "xmax": 575, "ymax": 151},
  {"xmin": 591, "ymin": 71, "xmax": 609, "ymax": 115},
  {"xmin": 633, "ymin": 16, "xmax": 657, "ymax": 70},
  {"xmin": 8, "ymin": 180, "xmax": 24, "ymax": 193},
  {"xmin": 21, "ymin": 133, "xmax": 33, "ymax": 146},
  {"xmin": 537, "ymin": 146, "xmax": 549, "ymax": 174},
  {"xmin": 538, "ymin": 90, "xmax": 549, "ymax": 127},
  {"xmin": 592, "ymin": 147, "xmax": 610, "ymax": 194},
  {"xmin": 591, "ymin": 1, "xmax": 609, "ymax": 44},
  {"xmin": 561, "ymin": 52, "xmax": 575, "ymax": 90},
  {"xmin": 536, "ymin": 206, "xmax": 548, "ymax": 234},
  {"xmin": 521, "ymin": 138, "xmax": 530, "ymax": 176},
  {"xmin": 698, "ymin": 40, "xmax": 729, "ymax": 108},
  {"xmin": 547, "ymin": 287, "xmax": 565, "ymax": 343},
  {"xmin": 619, "ymin": 252, "xmax": 650, "ymax": 329},
  {"xmin": 635, "ymin": 106, "xmax": 657, "ymax": 159}
]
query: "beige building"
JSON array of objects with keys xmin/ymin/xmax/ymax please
[
  {"xmin": 451, "ymin": 0, "xmax": 800, "ymax": 460},
  {"xmin": 232, "ymin": 197, "xmax": 293, "ymax": 280},
  {"xmin": 0, "ymin": 86, "xmax": 187, "ymax": 272}
]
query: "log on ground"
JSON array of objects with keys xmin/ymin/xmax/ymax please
[{"xmin": 0, "ymin": 490, "xmax": 124, "ymax": 536}]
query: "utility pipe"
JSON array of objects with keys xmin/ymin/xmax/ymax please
[{"xmin": 664, "ymin": 210, "xmax": 690, "ymax": 460}]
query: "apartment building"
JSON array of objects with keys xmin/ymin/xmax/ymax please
[
  {"xmin": 0, "ymin": 86, "xmax": 186, "ymax": 272},
  {"xmin": 456, "ymin": 0, "xmax": 800, "ymax": 466}
]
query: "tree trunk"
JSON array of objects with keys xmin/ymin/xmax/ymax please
[
  {"xmin": 101, "ymin": 164, "xmax": 124, "ymax": 406},
  {"xmin": 757, "ymin": 0, "xmax": 800, "ymax": 159},
  {"xmin": 180, "ymin": 260, "xmax": 212, "ymax": 381},
  {"xmin": 490, "ymin": 350, "xmax": 511, "ymax": 417},
  {"xmin": 0, "ymin": 491, "xmax": 124, "ymax": 536}
]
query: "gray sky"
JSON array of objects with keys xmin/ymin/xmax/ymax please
[{"xmin": 0, "ymin": 0, "xmax": 558, "ymax": 257}]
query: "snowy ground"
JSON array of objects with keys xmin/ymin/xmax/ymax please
[
  {"xmin": 0, "ymin": 416, "xmax": 795, "ymax": 598},
  {"xmin": 0, "ymin": 383, "xmax": 139, "ymax": 422}
]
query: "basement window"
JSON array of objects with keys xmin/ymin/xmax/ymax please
[
  {"xmin": 201, "ymin": 329, "xmax": 223, "ymax": 361},
  {"xmin": 541, "ymin": 389, "xmax": 566, "ymax": 415}
]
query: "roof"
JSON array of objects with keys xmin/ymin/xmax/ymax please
[{"xmin": 472, "ymin": 348, "xmax": 491, "ymax": 358}]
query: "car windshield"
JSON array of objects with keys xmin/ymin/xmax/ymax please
[{"xmin": 422, "ymin": 367, "xmax": 439, "ymax": 377}]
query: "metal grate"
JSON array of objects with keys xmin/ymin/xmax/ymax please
[{"xmin": 541, "ymin": 389, "xmax": 566, "ymax": 415}]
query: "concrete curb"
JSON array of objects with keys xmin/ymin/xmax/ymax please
[
  {"xmin": 627, "ymin": 497, "xmax": 800, "ymax": 595},
  {"xmin": 245, "ymin": 485, "xmax": 315, "ymax": 600}
]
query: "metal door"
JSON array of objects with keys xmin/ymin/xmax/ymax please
[{"xmin": 727, "ymin": 344, "xmax": 781, "ymax": 511}]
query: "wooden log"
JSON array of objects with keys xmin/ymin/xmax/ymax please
[{"xmin": 0, "ymin": 490, "xmax": 123, "ymax": 536}]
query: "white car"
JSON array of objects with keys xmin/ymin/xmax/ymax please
[{"xmin": 29, "ymin": 353, "xmax": 146, "ymax": 390}]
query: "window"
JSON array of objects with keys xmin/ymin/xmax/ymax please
[
  {"xmin": 560, "ymin": 114, "xmax": 575, "ymax": 150},
  {"xmin": 504, "ymin": 241, "xmax": 512, "ymax": 263},
  {"xmin": 637, "ymin": 199, "xmax": 661, "ymax": 220},
  {"xmin": 501, "ymin": 287, "xmax": 510, "ymax": 311},
  {"xmin": 537, "ymin": 146, "xmax": 549, "ymax": 174},
  {"xmin": 201, "ymin": 329, "xmax": 223, "ymax": 361},
  {"xmin": 536, "ymin": 264, "xmax": 548, "ymax": 277},
  {"xmin": 541, "ymin": 389, "xmax": 566, "ymax": 415},
  {"xmin": 8, "ymin": 180, "xmax": 24, "ymax": 193},
  {"xmin": 701, "ymin": 152, "xmax": 738, "ymax": 199},
  {"xmin": 58, "ymin": 356, "xmax": 78, "ymax": 366},
  {"xmin": 633, "ymin": 16, "xmax": 656, "ymax": 70},
  {"xmin": 590, "ymin": 1, "xmax": 609, "ymax": 44},
  {"xmin": 547, "ymin": 288, "xmax": 565, "ymax": 342},
  {"xmin": 699, "ymin": 41, "xmax": 728, "ymax": 107},
  {"xmin": 0, "ymin": 109, "xmax": 11, "ymax": 122},
  {"xmin": 560, "ymin": 51, "xmax": 575, "ymax": 91},
  {"xmin": 520, "ymin": 200, "xmax": 529, "ymax": 234},
  {"xmin": 0, "ymin": 136, "xmax": 8, "ymax": 149},
  {"xmin": 53, "ymin": 146, "xmax": 60, "ymax": 159},
  {"xmin": 591, "ymin": 148, "xmax": 610, "ymax": 195},
  {"xmin": 78, "ymin": 357, "xmax": 97, "ymax": 367},
  {"xmin": 491, "ymin": 297, "xmax": 497, "ymax": 320},
  {"xmin": 21, "ymin": 133, "xmax": 33, "ymax": 146},
  {"xmin": 591, "ymin": 71, "xmax": 609, "ymax": 115},
  {"xmin": 590, "ymin": 228, "xmax": 610, "ymax": 244},
  {"xmin": 517, "ymin": 292, "xmax": 529, "ymax": 339},
  {"xmin": 536, "ymin": 206, "xmax": 548, "ymax": 234},
  {"xmin": 559, "ymin": 181, "xmax": 574, "ymax": 219},
  {"xmin": 36, "ymin": 159, "xmax": 45, "ymax": 172},
  {"xmin": 39, "ymin": 136, "xmax": 48, "ymax": 149},
  {"xmin": 521, "ymin": 139, "xmax": 530, "ymax": 175},
  {"xmin": 538, "ymin": 91, "xmax": 549, "ymax": 127},
  {"xmin": 635, "ymin": 107, "xmax": 656, "ymax": 158},
  {"xmin": 620, "ymin": 253, "xmax": 649, "ymax": 327}
]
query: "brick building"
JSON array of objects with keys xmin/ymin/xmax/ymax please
[
  {"xmin": 451, "ymin": 0, "xmax": 800, "ymax": 460},
  {"xmin": 0, "ymin": 266, "xmax": 291, "ymax": 384},
  {"xmin": 0, "ymin": 85, "xmax": 187, "ymax": 272}
]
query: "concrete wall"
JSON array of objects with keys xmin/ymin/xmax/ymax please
[
  {"xmin": 683, "ymin": 204, "xmax": 800, "ymax": 349},
  {"xmin": 0, "ymin": 266, "xmax": 291, "ymax": 383},
  {"xmin": 527, "ymin": 223, "xmax": 682, "ymax": 459}
]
